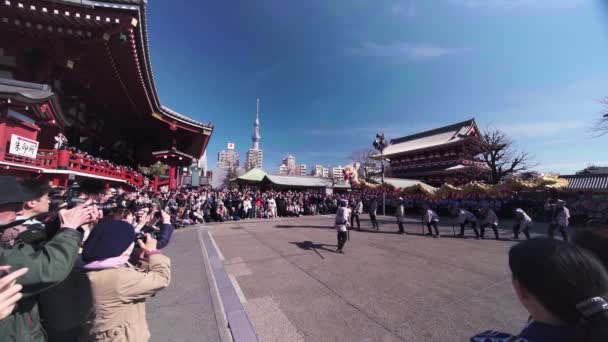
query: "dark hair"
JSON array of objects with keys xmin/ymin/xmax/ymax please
[
  {"xmin": 509, "ymin": 238, "xmax": 608, "ymax": 342},
  {"xmin": 573, "ymin": 229, "xmax": 608, "ymax": 270},
  {"xmin": 78, "ymin": 179, "xmax": 107, "ymax": 195},
  {"xmin": 20, "ymin": 179, "xmax": 51, "ymax": 199}
]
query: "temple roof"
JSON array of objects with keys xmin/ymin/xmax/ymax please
[
  {"xmin": 263, "ymin": 175, "xmax": 350, "ymax": 189},
  {"xmin": 0, "ymin": 79, "xmax": 54, "ymax": 101},
  {"xmin": 382, "ymin": 119, "xmax": 479, "ymax": 157},
  {"xmin": 561, "ymin": 175, "xmax": 608, "ymax": 191},
  {"xmin": 391, "ymin": 162, "xmax": 487, "ymax": 175}
]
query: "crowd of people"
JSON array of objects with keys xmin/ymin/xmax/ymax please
[
  {"xmin": 0, "ymin": 177, "xmax": 173, "ymax": 342},
  {"xmin": 0, "ymin": 176, "xmax": 606, "ymax": 342}
]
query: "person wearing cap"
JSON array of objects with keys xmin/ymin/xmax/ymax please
[
  {"xmin": 513, "ymin": 208, "xmax": 532, "ymax": 240},
  {"xmin": 335, "ymin": 199, "xmax": 350, "ymax": 254},
  {"xmin": 545, "ymin": 199, "xmax": 571, "ymax": 241},
  {"xmin": 395, "ymin": 197, "xmax": 406, "ymax": 235},
  {"xmin": 79, "ymin": 220, "xmax": 171, "ymax": 342},
  {"xmin": 478, "ymin": 205, "xmax": 500, "ymax": 240},
  {"xmin": 0, "ymin": 176, "xmax": 101, "ymax": 342},
  {"xmin": 422, "ymin": 204, "xmax": 440, "ymax": 238}
]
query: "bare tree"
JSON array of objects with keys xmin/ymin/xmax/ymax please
[
  {"xmin": 349, "ymin": 148, "xmax": 381, "ymax": 181},
  {"xmin": 477, "ymin": 129, "xmax": 536, "ymax": 184},
  {"xmin": 594, "ymin": 98, "xmax": 608, "ymax": 136}
]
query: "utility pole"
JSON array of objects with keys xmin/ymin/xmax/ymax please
[{"xmin": 373, "ymin": 133, "xmax": 388, "ymax": 216}]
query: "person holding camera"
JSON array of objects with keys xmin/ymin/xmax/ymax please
[
  {"xmin": 79, "ymin": 220, "xmax": 171, "ymax": 342},
  {"xmin": 0, "ymin": 176, "xmax": 101, "ymax": 342}
]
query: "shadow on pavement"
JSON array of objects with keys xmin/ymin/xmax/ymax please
[
  {"xmin": 289, "ymin": 241, "xmax": 339, "ymax": 259},
  {"xmin": 276, "ymin": 224, "xmax": 333, "ymax": 229}
]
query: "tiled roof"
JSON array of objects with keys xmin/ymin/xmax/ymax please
[
  {"xmin": 382, "ymin": 119, "xmax": 478, "ymax": 157},
  {"xmin": 237, "ymin": 168, "xmax": 267, "ymax": 182},
  {"xmin": 561, "ymin": 175, "xmax": 608, "ymax": 191},
  {"xmin": 161, "ymin": 106, "xmax": 210, "ymax": 129},
  {"xmin": 372, "ymin": 177, "xmax": 437, "ymax": 192},
  {"xmin": 0, "ymin": 78, "xmax": 54, "ymax": 101},
  {"xmin": 263, "ymin": 175, "xmax": 350, "ymax": 188}
]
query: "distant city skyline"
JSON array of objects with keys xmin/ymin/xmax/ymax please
[{"xmin": 148, "ymin": 1, "xmax": 608, "ymax": 175}]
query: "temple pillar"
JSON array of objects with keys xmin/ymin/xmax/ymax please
[
  {"xmin": 57, "ymin": 149, "xmax": 69, "ymax": 170},
  {"xmin": 168, "ymin": 165, "xmax": 177, "ymax": 190}
]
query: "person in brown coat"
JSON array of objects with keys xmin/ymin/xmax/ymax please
[{"xmin": 78, "ymin": 220, "xmax": 171, "ymax": 342}]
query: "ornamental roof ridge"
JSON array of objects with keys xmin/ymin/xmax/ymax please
[{"xmin": 391, "ymin": 118, "xmax": 476, "ymax": 145}]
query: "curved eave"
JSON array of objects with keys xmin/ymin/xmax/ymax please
[{"xmin": 160, "ymin": 106, "xmax": 212, "ymax": 131}]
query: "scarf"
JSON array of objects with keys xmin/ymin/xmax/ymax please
[{"xmin": 81, "ymin": 255, "xmax": 130, "ymax": 270}]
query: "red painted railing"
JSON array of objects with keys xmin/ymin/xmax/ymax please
[{"xmin": 0, "ymin": 149, "xmax": 146, "ymax": 187}]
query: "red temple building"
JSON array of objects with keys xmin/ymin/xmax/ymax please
[
  {"xmin": 0, "ymin": 0, "xmax": 213, "ymax": 189},
  {"xmin": 381, "ymin": 119, "xmax": 488, "ymax": 186}
]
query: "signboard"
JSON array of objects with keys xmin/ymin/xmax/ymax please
[{"xmin": 9, "ymin": 134, "xmax": 39, "ymax": 159}]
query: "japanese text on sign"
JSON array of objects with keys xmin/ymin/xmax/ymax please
[{"xmin": 9, "ymin": 134, "xmax": 39, "ymax": 159}]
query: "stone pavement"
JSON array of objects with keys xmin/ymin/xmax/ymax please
[
  {"xmin": 208, "ymin": 215, "xmax": 530, "ymax": 342},
  {"xmin": 147, "ymin": 228, "xmax": 228, "ymax": 342}
]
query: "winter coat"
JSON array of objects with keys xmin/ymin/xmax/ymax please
[
  {"xmin": 0, "ymin": 228, "xmax": 83, "ymax": 342},
  {"xmin": 79, "ymin": 254, "xmax": 171, "ymax": 342},
  {"xmin": 424, "ymin": 209, "xmax": 439, "ymax": 224},
  {"xmin": 335, "ymin": 207, "xmax": 349, "ymax": 232},
  {"xmin": 480, "ymin": 209, "xmax": 498, "ymax": 226},
  {"xmin": 395, "ymin": 204, "xmax": 407, "ymax": 223}
]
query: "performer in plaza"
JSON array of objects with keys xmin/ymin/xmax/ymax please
[
  {"xmin": 478, "ymin": 205, "xmax": 499, "ymax": 240},
  {"xmin": 335, "ymin": 199, "xmax": 350, "ymax": 254},
  {"xmin": 422, "ymin": 204, "xmax": 440, "ymax": 238},
  {"xmin": 513, "ymin": 208, "xmax": 532, "ymax": 240},
  {"xmin": 350, "ymin": 197, "xmax": 363, "ymax": 231},
  {"xmin": 395, "ymin": 197, "xmax": 406, "ymax": 235},
  {"xmin": 545, "ymin": 199, "xmax": 570, "ymax": 241},
  {"xmin": 368, "ymin": 196, "xmax": 379, "ymax": 230},
  {"xmin": 455, "ymin": 207, "xmax": 480, "ymax": 239}
]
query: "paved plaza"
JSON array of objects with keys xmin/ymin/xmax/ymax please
[{"xmin": 148, "ymin": 215, "xmax": 534, "ymax": 342}]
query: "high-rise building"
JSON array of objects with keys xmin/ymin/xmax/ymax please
[
  {"xmin": 299, "ymin": 164, "xmax": 307, "ymax": 176},
  {"xmin": 322, "ymin": 167, "xmax": 329, "ymax": 178},
  {"xmin": 245, "ymin": 98, "xmax": 264, "ymax": 170},
  {"xmin": 197, "ymin": 151, "xmax": 208, "ymax": 176},
  {"xmin": 285, "ymin": 155, "xmax": 297, "ymax": 175},
  {"xmin": 218, "ymin": 142, "xmax": 239, "ymax": 169},
  {"xmin": 278, "ymin": 155, "xmax": 297, "ymax": 175},
  {"xmin": 278, "ymin": 164, "xmax": 289, "ymax": 175},
  {"xmin": 331, "ymin": 165, "xmax": 344, "ymax": 180}
]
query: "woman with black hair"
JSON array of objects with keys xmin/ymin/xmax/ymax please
[{"xmin": 472, "ymin": 238, "xmax": 608, "ymax": 342}]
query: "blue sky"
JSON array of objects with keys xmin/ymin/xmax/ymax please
[{"xmin": 147, "ymin": 0, "xmax": 608, "ymax": 174}]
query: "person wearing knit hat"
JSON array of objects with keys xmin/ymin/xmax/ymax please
[
  {"xmin": 80, "ymin": 220, "xmax": 171, "ymax": 341},
  {"xmin": 82, "ymin": 220, "xmax": 136, "ymax": 264}
]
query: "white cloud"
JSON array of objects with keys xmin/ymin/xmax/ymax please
[
  {"xmin": 498, "ymin": 120, "xmax": 585, "ymax": 138},
  {"xmin": 346, "ymin": 41, "xmax": 470, "ymax": 61},
  {"xmin": 532, "ymin": 160, "xmax": 608, "ymax": 174},
  {"xmin": 448, "ymin": 0, "xmax": 587, "ymax": 10}
]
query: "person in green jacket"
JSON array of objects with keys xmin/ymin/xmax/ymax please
[{"xmin": 0, "ymin": 176, "xmax": 101, "ymax": 342}]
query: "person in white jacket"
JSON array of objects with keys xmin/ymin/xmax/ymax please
[
  {"xmin": 455, "ymin": 208, "xmax": 480, "ymax": 239},
  {"xmin": 479, "ymin": 206, "xmax": 500, "ymax": 240},
  {"xmin": 513, "ymin": 208, "xmax": 532, "ymax": 240},
  {"xmin": 242, "ymin": 196, "xmax": 252, "ymax": 219},
  {"xmin": 350, "ymin": 198, "xmax": 363, "ymax": 231},
  {"xmin": 395, "ymin": 198, "xmax": 406, "ymax": 235},
  {"xmin": 423, "ymin": 204, "xmax": 440, "ymax": 238},
  {"xmin": 335, "ymin": 200, "xmax": 350, "ymax": 254},
  {"xmin": 545, "ymin": 199, "xmax": 570, "ymax": 241}
]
